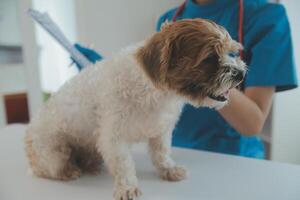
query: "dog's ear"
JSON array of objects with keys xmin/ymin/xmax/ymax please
[
  {"xmin": 136, "ymin": 19, "xmax": 233, "ymax": 90},
  {"xmin": 136, "ymin": 20, "xmax": 212, "ymax": 89},
  {"xmin": 136, "ymin": 32, "xmax": 167, "ymax": 87}
]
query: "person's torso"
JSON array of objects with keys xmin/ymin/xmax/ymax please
[{"xmin": 159, "ymin": 0, "xmax": 266, "ymax": 158}]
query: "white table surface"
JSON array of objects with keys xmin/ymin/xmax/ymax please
[{"xmin": 1, "ymin": 125, "xmax": 300, "ymax": 200}]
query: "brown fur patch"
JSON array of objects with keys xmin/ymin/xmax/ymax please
[{"xmin": 136, "ymin": 19, "xmax": 242, "ymax": 103}]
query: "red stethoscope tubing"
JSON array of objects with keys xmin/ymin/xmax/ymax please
[
  {"xmin": 238, "ymin": 0, "xmax": 244, "ymax": 59},
  {"xmin": 172, "ymin": 0, "xmax": 244, "ymax": 59}
]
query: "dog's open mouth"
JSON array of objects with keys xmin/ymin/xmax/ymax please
[{"xmin": 208, "ymin": 90, "xmax": 229, "ymax": 102}]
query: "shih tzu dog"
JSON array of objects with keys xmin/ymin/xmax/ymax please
[{"xmin": 25, "ymin": 19, "xmax": 246, "ymax": 200}]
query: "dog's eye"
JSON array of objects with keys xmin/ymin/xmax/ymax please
[{"xmin": 228, "ymin": 51, "xmax": 239, "ymax": 58}]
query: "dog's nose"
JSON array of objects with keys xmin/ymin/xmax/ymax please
[{"xmin": 233, "ymin": 70, "xmax": 244, "ymax": 82}]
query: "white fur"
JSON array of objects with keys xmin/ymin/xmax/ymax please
[{"xmin": 27, "ymin": 44, "xmax": 199, "ymax": 199}]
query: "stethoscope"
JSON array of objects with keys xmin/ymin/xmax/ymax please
[{"xmin": 172, "ymin": 0, "xmax": 245, "ymax": 59}]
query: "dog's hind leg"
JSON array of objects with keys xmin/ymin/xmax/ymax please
[
  {"xmin": 25, "ymin": 132, "xmax": 82, "ymax": 181},
  {"xmin": 73, "ymin": 146, "xmax": 103, "ymax": 175}
]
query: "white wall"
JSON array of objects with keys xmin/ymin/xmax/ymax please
[
  {"xmin": 74, "ymin": 0, "xmax": 181, "ymax": 57},
  {"xmin": 0, "ymin": 64, "xmax": 26, "ymax": 94},
  {"xmin": 0, "ymin": 63, "xmax": 26, "ymax": 125},
  {"xmin": 0, "ymin": 0, "xmax": 21, "ymax": 46},
  {"xmin": 272, "ymin": 0, "xmax": 300, "ymax": 164},
  {"xmin": 33, "ymin": 0, "xmax": 78, "ymax": 93}
]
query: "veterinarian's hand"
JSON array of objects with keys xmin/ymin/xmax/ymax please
[
  {"xmin": 218, "ymin": 87, "xmax": 274, "ymax": 136},
  {"xmin": 72, "ymin": 43, "xmax": 103, "ymax": 70}
]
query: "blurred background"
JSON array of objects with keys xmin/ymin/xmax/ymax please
[{"xmin": 0, "ymin": 0, "xmax": 299, "ymax": 164}]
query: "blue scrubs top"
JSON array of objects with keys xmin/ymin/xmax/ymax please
[{"xmin": 157, "ymin": 0, "xmax": 298, "ymax": 158}]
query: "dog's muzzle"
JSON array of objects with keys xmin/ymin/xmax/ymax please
[{"xmin": 232, "ymin": 69, "xmax": 245, "ymax": 83}]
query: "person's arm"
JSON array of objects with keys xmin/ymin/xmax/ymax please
[
  {"xmin": 218, "ymin": 87, "xmax": 275, "ymax": 136},
  {"xmin": 219, "ymin": 4, "xmax": 298, "ymax": 137}
]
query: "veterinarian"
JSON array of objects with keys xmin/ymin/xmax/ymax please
[
  {"xmin": 75, "ymin": 0, "xmax": 297, "ymax": 159},
  {"xmin": 155, "ymin": 0, "xmax": 298, "ymax": 159}
]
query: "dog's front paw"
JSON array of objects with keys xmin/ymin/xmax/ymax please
[
  {"xmin": 114, "ymin": 185, "xmax": 142, "ymax": 200},
  {"xmin": 159, "ymin": 165, "xmax": 188, "ymax": 182}
]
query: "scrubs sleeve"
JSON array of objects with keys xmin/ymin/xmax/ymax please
[
  {"xmin": 156, "ymin": 15, "xmax": 166, "ymax": 31},
  {"xmin": 156, "ymin": 8, "xmax": 178, "ymax": 32},
  {"xmin": 244, "ymin": 4, "xmax": 298, "ymax": 92}
]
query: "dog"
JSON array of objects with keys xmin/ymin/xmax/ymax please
[{"xmin": 25, "ymin": 19, "xmax": 246, "ymax": 200}]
